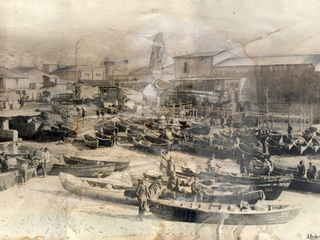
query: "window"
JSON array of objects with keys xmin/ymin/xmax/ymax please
[
  {"xmin": 29, "ymin": 83, "xmax": 36, "ymax": 89},
  {"xmin": 96, "ymin": 73, "xmax": 102, "ymax": 77},
  {"xmin": 183, "ymin": 62, "xmax": 188, "ymax": 74}
]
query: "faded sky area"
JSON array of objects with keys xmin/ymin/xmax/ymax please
[{"xmin": 0, "ymin": 0, "xmax": 320, "ymax": 69}]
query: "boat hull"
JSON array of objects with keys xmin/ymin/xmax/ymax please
[
  {"xmin": 150, "ymin": 200, "xmax": 301, "ymax": 225},
  {"xmin": 289, "ymin": 177, "xmax": 320, "ymax": 193},
  {"xmin": 59, "ymin": 173, "xmax": 138, "ymax": 205},
  {"xmin": 51, "ymin": 164, "xmax": 115, "ymax": 178},
  {"xmin": 63, "ymin": 155, "xmax": 130, "ymax": 171}
]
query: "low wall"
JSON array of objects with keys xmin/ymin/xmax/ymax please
[{"xmin": 0, "ymin": 129, "xmax": 18, "ymax": 142}]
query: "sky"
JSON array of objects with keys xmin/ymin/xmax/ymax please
[{"xmin": 1, "ymin": 0, "xmax": 320, "ymax": 70}]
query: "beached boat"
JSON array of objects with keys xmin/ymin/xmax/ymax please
[
  {"xmin": 144, "ymin": 128, "xmax": 161, "ymax": 138},
  {"xmin": 200, "ymin": 172, "xmax": 292, "ymax": 200},
  {"xmin": 115, "ymin": 119, "xmax": 131, "ymax": 132},
  {"xmin": 95, "ymin": 132, "xmax": 113, "ymax": 147},
  {"xmin": 50, "ymin": 163, "xmax": 115, "ymax": 178},
  {"xmin": 103, "ymin": 124, "xmax": 118, "ymax": 135},
  {"xmin": 291, "ymin": 137, "xmax": 309, "ymax": 155},
  {"xmin": 149, "ymin": 199, "xmax": 301, "ymax": 225},
  {"xmin": 288, "ymin": 177, "xmax": 320, "ymax": 193},
  {"xmin": 59, "ymin": 172, "xmax": 138, "ymax": 205},
  {"xmin": 166, "ymin": 187, "xmax": 265, "ymax": 205},
  {"xmin": 83, "ymin": 134, "xmax": 99, "ymax": 149},
  {"xmin": 132, "ymin": 136, "xmax": 152, "ymax": 149},
  {"xmin": 63, "ymin": 155, "xmax": 130, "ymax": 171},
  {"xmin": 125, "ymin": 128, "xmax": 140, "ymax": 142},
  {"xmin": 279, "ymin": 136, "xmax": 294, "ymax": 152}
]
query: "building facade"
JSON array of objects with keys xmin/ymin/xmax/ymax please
[{"xmin": 172, "ymin": 54, "xmax": 320, "ymax": 106}]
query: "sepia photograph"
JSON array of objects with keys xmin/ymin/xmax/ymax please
[{"xmin": 0, "ymin": 0, "xmax": 320, "ymax": 239}]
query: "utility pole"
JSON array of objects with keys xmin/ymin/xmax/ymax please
[
  {"xmin": 264, "ymin": 87, "xmax": 270, "ymax": 114},
  {"xmin": 75, "ymin": 39, "xmax": 82, "ymax": 84}
]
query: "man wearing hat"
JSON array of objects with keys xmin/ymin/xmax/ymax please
[
  {"xmin": 166, "ymin": 157, "xmax": 175, "ymax": 178},
  {"xmin": 297, "ymin": 160, "xmax": 306, "ymax": 178},
  {"xmin": 135, "ymin": 179, "xmax": 148, "ymax": 221},
  {"xmin": 1, "ymin": 154, "xmax": 10, "ymax": 172},
  {"xmin": 41, "ymin": 147, "xmax": 50, "ymax": 178}
]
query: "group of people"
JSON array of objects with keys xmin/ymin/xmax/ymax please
[
  {"xmin": 237, "ymin": 154, "xmax": 273, "ymax": 176},
  {"xmin": 96, "ymin": 108, "xmax": 105, "ymax": 119},
  {"xmin": 297, "ymin": 160, "xmax": 318, "ymax": 180},
  {"xmin": 0, "ymin": 147, "xmax": 50, "ymax": 185}
]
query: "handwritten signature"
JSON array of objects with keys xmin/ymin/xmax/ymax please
[{"xmin": 307, "ymin": 233, "xmax": 320, "ymax": 239}]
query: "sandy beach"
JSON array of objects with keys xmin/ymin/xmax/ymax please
[{"xmin": 0, "ymin": 138, "xmax": 319, "ymax": 240}]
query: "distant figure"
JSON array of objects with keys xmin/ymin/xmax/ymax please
[
  {"xmin": 111, "ymin": 130, "xmax": 117, "ymax": 146},
  {"xmin": 135, "ymin": 179, "xmax": 148, "ymax": 221},
  {"xmin": 76, "ymin": 107, "xmax": 81, "ymax": 116},
  {"xmin": 96, "ymin": 109, "xmax": 100, "ymax": 119},
  {"xmin": 1, "ymin": 154, "xmax": 10, "ymax": 172},
  {"xmin": 238, "ymin": 154, "xmax": 247, "ymax": 175},
  {"xmin": 82, "ymin": 107, "xmax": 86, "ymax": 123},
  {"xmin": 297, "ymin": 160, "xmax": 306, "ymax": 178},
  {"xmin": 19, "ymin": 162, "xmax": 28, "ymax": 184},
  {"xmin": 100, "ymin": 108, "xmax": 105, "ymax": 119},
  {"xmin": 263, "ymin": 159, "xmax": 273, "ymax": 176},
  {"xmin": 41, "ymin": 147, "xmax": 50, "ymax": 178},
  {"xmin": 31, "ymin": 150, "xmax": 41, "ymax": 177},
  {"xmin": 307, "ymin": 162, "xmax": 318, "ymax": 180},
  {"xmin": 221, "ymin": 117, "xmax": 225, "ymax": 129},
  {"xmin": 209, "ymin": 118, "xmax": 215, "ymax": 126},
  {"xmin": 166, "ymin": 157, "xmax": 176, "ymax": 178},
  {"xmin": 287, "ymin": 124, "xmax": 293, "ymax": 139},
  {"xmin": 206, "ymin": 154, "xmax": 216, "ymax": 173}
]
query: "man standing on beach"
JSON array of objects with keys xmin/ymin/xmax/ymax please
[
  {"xmin": 82, "ymin": 107, "xmax": 86, "ymax": 123},
  {"xmin": 307, "ymin": 162, "xmax": 318, "ymax": 180},
  {"xmin": 41, "ymin": 147, "xmax": 50, "ymax": 178},
  {"xmin": 135, "ymin": 179, "xmax": 148, "ymax": 221},
  {"xmin": 297, "ymin": 160, "xmax": 306, "ymax": 178}
]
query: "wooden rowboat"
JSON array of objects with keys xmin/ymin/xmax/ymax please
[
  {"xmin": 200, "ymin": 172, "xmax": 292, "ymax": 200},
  {"xmin": 83, "ymin": 134, "xmax": 99, "ymax": 149},
  {"xmin": 95, "ymin": 132, "xmax": 113, "ymax": 147},
  {"xmin": 50, "ymin": 163, "xmax": 115, "ymax": 178},
  {"xmin": 288, "ymin": 177, "xmax": 320, "ymax": 193},
  {"xmin": 63, "ymin": 155, "xmax": 130, "ymax": 171},
  {"xmin": 132, "ymin": 136, "xmax": 152, "ymax": 149},
  {"xmin": 59, "ymin": 172, "xmax": 138, "ymax": 205},
  {"xmin": 150, "ymin": 199, "xmax": 301, "ymax": 225}
]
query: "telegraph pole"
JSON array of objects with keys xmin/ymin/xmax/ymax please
[{"xmin": 75, "ymin": 39, "xmax": 82, "ymax": 84}]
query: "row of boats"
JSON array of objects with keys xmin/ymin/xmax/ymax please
[
  {"xmin": 58, "ymin": 169, "xmax": 301, "ymax": 225},
  {"xmin": 104, "ymin": 117, "xmax": 320, "ymax": 159}
]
